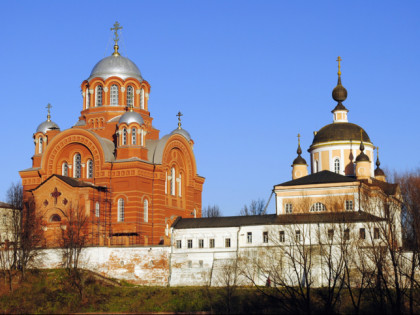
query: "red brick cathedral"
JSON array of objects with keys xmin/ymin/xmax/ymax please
[{"xmin": 19, "ymin": 23, "xmax": 205, "ymax": 246}]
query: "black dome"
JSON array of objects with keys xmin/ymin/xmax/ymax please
[{"xmin": 311, "ymin": 122, "xmax": 370, "ymax": 146}]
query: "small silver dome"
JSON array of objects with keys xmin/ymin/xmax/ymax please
[
  {"xmin": 88, "ymin": 55, "xmax": 143, "ymax": 81},
  {"xmin": 118, "ymin": 111, "xmax": 144, "ymax": 126},
  {"xmin": 36, "ymin": 120, "xmax": 60, "ymax": 133},
  {"xmin": 171, "ymin": 128, "xmax": 192, "ymax": 141}
]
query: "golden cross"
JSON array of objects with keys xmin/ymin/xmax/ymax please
[
  {"xmin": 177, "ymin": 111, "xmax": 183, "ymax": 129},
  {"xmin": 337, "ymin": 56, "xmax": 342, "ymax": 76},
  {"xmin": 46, "ymin": 103, "xmax": 52, "ymax": 121},
  {"xmin": 297, "ymin": 133, "xmax": 301, "ymax": 146},
  {"xmin": 111, "ymin": 21, "xmax": 123, "ymax": 45}
]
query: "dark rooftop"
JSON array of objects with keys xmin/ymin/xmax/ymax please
[
  {"xmin": 277, "ymin": 170, "xmax": 357, "ymax": 187},
  {"xmin": 0, "ymin": 202, "xmax": 14, "ymax": 209},
  {"xmin": 172, "ymin": 211, "xmax": 385, "ymax": 229},
  {"xmin": 31, "ymin": 174, "xmax": 107, "ymax": 191}
]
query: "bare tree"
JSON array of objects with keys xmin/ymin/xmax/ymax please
[
  {"xmin": 202, "ymin": 205, "xmax": 221, "ymax": 218},
  {"xmin": 213, "ymin": 258, "xmax": 240, "ymax": 314},
  {"xmin": 0, "ymin": 183, "xmax": 43, "ymax": 290},
  {"xmin": 60, "ymin": 204, "xmax": 89, "ymax": 298},
  {"xmin": 395, "ymin": 169, "xmax": 420, "ymax": 314},
  {"xmin": 239, "ymin": 199, "xmax": 266, "ymax": 216}
]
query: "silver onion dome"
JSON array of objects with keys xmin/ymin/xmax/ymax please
[
  {"xmin": 88, "ymin": 55, "xmax": 143, "ymax": 81},
  {"xmin": 171, "ymin": 128, "xmax": 192, "ymax": 141},
  {"xmin": 36, "ymin": 120, "xmax": 60, "ymax": 133},
  {"xmin": 118, "ymin": 111, "xmax": 144, "ymax": 126}
]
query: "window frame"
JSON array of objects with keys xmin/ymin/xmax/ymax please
[
  {"xmin": 263, "ymin": 231, "xmax": 269, "ymax": 243},
  {"xmin": 310, "ymin": 202, "xmax": 326, "ymax": 212},
  {"xmin": 247, "ymin": 232, "xmax": 252, "ymax": 244},
  {"xmin": 73, "ymin": 153, "xmax": 81, "ymax": 178},
  {"xmin": 176, "ymin": 240, "xmax": 182, "ymax": 249},
  {"xmin": 187, "ymin": 239, "xmax": 193, "ymax": 249},
  {"xmin": 198, "ymin": 239, "xmax": 204, "ymax": 248},
  {"xmin": 117, "ymin": 198, "xmax": 125, "ymax": 222},
  {"xmin": 110, "ymin": 84, "xmax": 119, "ymax": 106},
  {"xmin": 285, "ymin": 203, "xmax": 293, "ymax": 214},
  {"xmin": 95, "ymin": 85, "xmax": 103, "ymax": 107},
  {"xmin": 126, "ymin": 85, "xmax": 134, "ymax": 108},
  {"xmin": 225, "ymin": 238, "xmax": 231, "ymax": 248},
  {"xmin": 209, "ymin": 239, "xmax": 215, "ymax": 248},
  {"xmin": 279, "ymin": 231, "xmax": 285, "ymax": 243}
]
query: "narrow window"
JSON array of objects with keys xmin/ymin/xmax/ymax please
[
  {"xmin": 132, "ymin": 128, "xmax": 137, "ymax": 145},
  {"xmin": 171, "ymin": 167, "xmax": 176, "ymax": 196},
  {"xmin": 126, "ymin": 85, "xmax": 134, "ymax": 107},
  {"xmin": 328, "ymin": 229, "xmax": 334, "ymax": 241},
  {"xmin": 144, "ymin": 199, "xmax": 148, "ymax": 222},
  {"xmin": 38, "ymin": 137, "xmax": 43, "ymax": 154},
  {"xmin": 279, "ymin": 231, "xmax": 285, "ymax": 242},
  {"xmin": 95, "ymin": 202, "xmax": 100, "ymax": 217},
  {"xmin": 295, "ymin": 230, "xmax": 301, "ymax": 242},
  {"xmin": 310, "ymin": 202, "xmax": 326, "ymax": 212},
  {"xmin": 178, "ymin": 173, "xmax": 182, "ymax": 197},
  {"xmin": 315, "ymin": 160, "xmax": 319, "ymax": 173},
  {"xmin": 62, "ymin": 162, "xmax": 68, "ymax": 176},
  {"xmin": 95, "ymin": 85, "xmax": 103, "ymax": 106},
  {"xmin": 263, "ymin": 231, "xmax": 268, "ymax": 243},
  {"xmin": 110, "ymin": 84, "xmax": 119, "ymax": 105},
  {"xmin": 247, "ymin": 232, "xmax": 252, "ymax": 244},
  {"xmin": 73, "ymin": 153, "xmax": 81, "ymax": 178},
  {"xmin": 187, "ymin": 239, "xmax": 193, "ymax": 248},
  {"xmin": 122, "ymin": 128, "xmax": 127, "ymax": 145},
  {"xmin": 176, "ymin": 240, "xmax": 182, "ymax": 248},
  {"xmin": 199, "ymin": 239, "xmax": 204, "ymax": 248},
  {"xmin": 345, "ymin": 200, "xmax": 353, "ymax": 211},
  {"xmin": 225, "ymin": 238, "xmax": 231, "ymax": 248},
  {"xmin": 87, "ymin": 159, "xmax": 93, "ymax": 178},
  {"xmin": 334, "ymin": 158, "xmax": 340, "ymax": 174},
  {"xmin": 209, "ymin": 239, "xmax": 215, "ymax": 248},
  {"xmin": 285, "ymin": 203, "xmax": 293, "ymax": 214},
  {"xmin": 165, "ymin": 171, "xmax": 168, "ymax": 194},
  {"xmin": 359, "ymin": 228, "xmax": 366, "ymax": 240},
  {"xmin": 140, "ymin": 88, "xmax": 145, "ymax": 109},
  {"xmin": 118, "ymin": 198, "xmax": 124, "ymax": 222},
  {"xmin": 374, "ymin": 228, "xmax": 380, "ymax": 239},
  {"xmin": 344, "ymin": 229, "xmax": 350, "ymax": 241}
]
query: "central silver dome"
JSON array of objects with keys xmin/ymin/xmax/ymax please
[{"xmin": 88, "ymin": 55, "xmax": 143, "ymax": 81}]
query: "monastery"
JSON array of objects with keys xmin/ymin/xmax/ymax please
[
  {"xmin": 19, "ymin": 22, "xmax": 204, "ymax": 247},
  {"xmin": 17, "ymin": 24, "xmax": 402, "ymax": 286}
]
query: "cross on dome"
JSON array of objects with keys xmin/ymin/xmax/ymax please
[
  {"xmin": 177, "ymin": 111, "xmax": 183, "ymax": 129},
  {"xmin": 111, "ymin": 21, "xmax": 123, "ymax": 56},
  {"xmin": 337, "ymin": 56, "xmax": 342, "ymax": 76},
  {"xmin": 46, "ymin": 103, "xmax": 52, "ymax": 122}
]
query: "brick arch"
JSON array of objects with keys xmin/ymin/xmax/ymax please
[
  {"xmin": 41, "ymin": 130, "xmax": 105, "ymax": 177},
  {"xmin": 161, "ymin": 137, "xmax": 196, "ymax": 186}
]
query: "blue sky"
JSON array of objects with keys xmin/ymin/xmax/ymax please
[{"xmin": 1, "ymin": 1, "xmax": 419, "ymax": 216}]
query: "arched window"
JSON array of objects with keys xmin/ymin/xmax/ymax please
[
  {"xmin": 73, "ymin": 153, "xmax": 81, "ymax": 178},
  {"xmin": 171, "ymin": 167, "xmax": 176, "ymax": 196},
  {"xmin": 110, "ymin": 84, "xmax": 118, "ymax": 105},
  {"xmin": 140, "ymin": 88, "xmax": 145, "ymax": 110},
  {"xmin": 95, "ymin": 202, "xmax": 100, "ymax": 217},
  {"xmin": 178, "ymin": 173, "xmax": 182, "ymax": 197},
  {"xmin": 126, "ymin": 86, "xmax": 134, "ymax": 107},
  {"xmin": 132, "ymin": 128, "xmax": 137, "ymax": 145},
  {"xmin": 87, "ymin": 159, "xmax": 93, "ymax": 178},
  {"xmin": 122, "ymin": 128, "xmax": 127, "ymax": 145},
  {"xmin": 334, "ymin": 158, "xmax": 340, "ymax": 174},
  {"xmin": 118, "ymin": 198, "xmax": 124, "ymax": 222},
  {"xmin": 62, "ymin": 162, "xmax": 68, "ymax": 176},
  {"xmin": 95, "ymin": 85, "xmax": 103, "ymax": 107},
  {"xmin": 50, "ymin": 214, "xmax": 61, "ymax": 222},
  {"xmin": 85, "ymin": 90, "xmax": 90, "ymax": 109},
  {"xmin": 38, "ymin": 137, "xmax": 43, "ymax": 154},
  {"xmin": 315, "ymin": 160, "xmax": 319, "ymax": 173},
  {"xmin": 310, "ymin": 202, "xmax": 326, "ymax": 212},
  {"xmin": 144, "ymin": 199, "xmax": 148, "ymax": 222}
]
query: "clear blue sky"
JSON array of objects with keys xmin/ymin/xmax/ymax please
[{"xmin": 1, "ymin": 1, "xmax": 419, "ymax": 216}]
